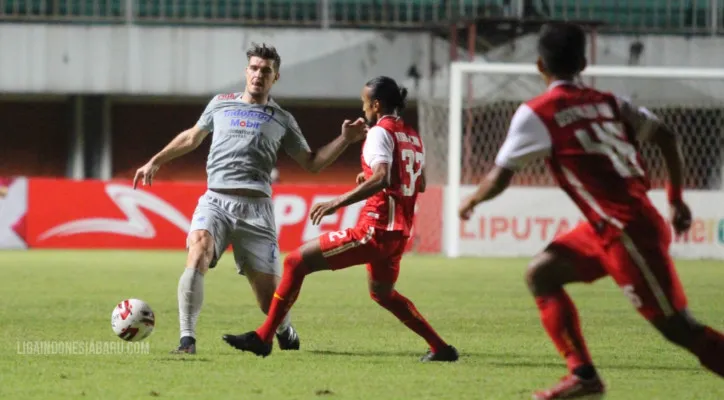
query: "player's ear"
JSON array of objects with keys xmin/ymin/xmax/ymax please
[
  {"xmin": 274, "ymin": 71, "xmax": 280, "ymax": 83},
  {"xmin": 536, "ymin": 57, "xmax": 546, "ymax": 75},
  {"xmin": 372, "ymin": 99, "xmax": 381, "ymax": 113}
]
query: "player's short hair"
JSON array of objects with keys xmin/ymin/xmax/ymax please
[
  {"xmin": 537, "ymin": 22, "xmax": 586, "ymax": 78},
  {"xmin": 365, "ymin": 76, "xmax": 408, "ymax": 113},
  {"xmin": 246, "ymin": 43, "xmax": 281, "ymax": 71}
]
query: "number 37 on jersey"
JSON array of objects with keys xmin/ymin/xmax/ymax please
[{"xmin": 395, "ymin": 131, "xmax": 425, "ymax": 197}]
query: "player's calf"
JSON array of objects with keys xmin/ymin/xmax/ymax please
[
  {"xmin": 526, "ymin": 250, "xmax": 598, "ymax": 380},
  {"xmin": 369, "ymin": 282, "xmax": 455, "ymax": 361},
  {"xmin": 653, "ymin": 310, "xmax": 724, "ymax": 378},
  {"xmin": 175, "ymin": 230, "xmax": 215, "ymax": 353},
  {"xmin": 246, "ymin": 268, "xmax": 301, "ymax": 350}
]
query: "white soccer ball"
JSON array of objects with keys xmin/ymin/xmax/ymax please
[{"xmin": 111, "ymin": 299, "xmax": 155, "ymax": 342}]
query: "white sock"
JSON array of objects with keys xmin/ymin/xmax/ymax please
[
  {"xmin": 178, "ymin": 268, "xmax": 204, "ymax": 339},
  {"xmin": 276, "ymin": 313, "xmax": 292, "ymax": 334}
]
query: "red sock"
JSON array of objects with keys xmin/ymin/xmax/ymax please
[
  {"xmin": 535, "ymin": 291, "xmax": 593, "ymax": 372},
  {"xmin": 256, "ymin": 251, "xmax": 309, "ymax": 343},
  {"xmin": 691, "ymin": 326, "xmax": 724, "ymax": 378},
  {"xmin": 374, "ymin": 290, "xmax": 448, "ymax": 353}
]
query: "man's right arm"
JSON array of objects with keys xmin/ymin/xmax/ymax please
[
  {"xmin": 134, "ymin": 97, "xmax": 214, "ymax": 188},
  {"xmin": 460, "ymin": 104, "xmax": 551, "ymax": 219},
  {"xmin": 149, "ymin": 125, "xmax": 209, "ymax": 166}
]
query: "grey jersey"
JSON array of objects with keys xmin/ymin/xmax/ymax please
[{"xmin": 196, "ymin": 93, "xmax": 310, "ymax": 196}]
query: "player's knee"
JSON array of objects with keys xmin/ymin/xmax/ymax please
[
  {"xmin": 186, "ymin": 230, "xmax": 215, "ymax": 272},
  {"xmin": 526, "ymin": 250, "xmax": 577, "ymax": 295},
  {"xmin": 369, "ymin": 289, "xmax": 392, "ymax": 305},
  {"xmin": 654, "ymin": 311, "xmax": 705, "ymax": 349},
  {"xmin": 525, "ymin": 257, "xmax": 550, "ymax": 294},
  {"xmin": 283, "ymin": 250, "xmax": 310, "ymax": 278},
  {"xmin": 369, "ymin": 281, "xmax": 395, "ymax": 305},
  {"xmin": 284, "ymin": 250, "xmax": 303, "ymax": 270}
]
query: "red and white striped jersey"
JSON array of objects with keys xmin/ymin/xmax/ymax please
[
  {"xmin": 357, "ymin": 116, "xmax": 424, "ymax": 237},
  {"xmin": 495, "ymin": 81, "xmax": 661, "ymax": 239}
]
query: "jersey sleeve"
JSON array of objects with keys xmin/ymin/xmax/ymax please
[
  {"xmin": 615, "ymin": 96, "xmax": 662, "ymax": 142},
  {"xmin": 281, "ymin": 114, "xmax": 312, "ymax": 156},
  {"xmin": 196, "ymin": 97, "xmax": 216, "ymax": 132},
  {"xmin": 362, "ymin": 126, "xmax": 395, "ymax": 168},
  {"xmin": 494, "ymin": 104, "xmax": 552, "ymax": 170}
]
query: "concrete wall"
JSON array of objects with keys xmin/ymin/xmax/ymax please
[{"xmin": 0, "ymin": 24, "xmax": 454, "ymax": 99}]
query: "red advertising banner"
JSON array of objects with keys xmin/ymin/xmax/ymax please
[
  {"xmin": 26, "ymin": 178, "xmax": 442, "ymax": 253},
  {"xmin": 0, "ymin": 177, "xmax": 28, "ymax": 249},
  {"xmin": 27, "ymin": 178, "xmax": 203, "ymax": 250}
]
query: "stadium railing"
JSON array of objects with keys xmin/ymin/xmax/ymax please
[{"xmin": 1, "ymin": 0, "xmax": 724, "ymax": 36}]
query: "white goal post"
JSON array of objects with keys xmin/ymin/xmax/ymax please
[{"xmin": 439, "ymin": 62, "xmax": 724, "ymax": 259}]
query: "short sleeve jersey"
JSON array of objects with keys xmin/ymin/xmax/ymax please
[
  {"xmin": 357, "ymin": 116, "xmax": 425, "ymax": 236},
  {"xmin": 197, "ymin": 93, "xmax": 311, "ymax": 196},
  {"xmin": 494, "ymin": 81, "xmax": 662, "ymax": 233}
]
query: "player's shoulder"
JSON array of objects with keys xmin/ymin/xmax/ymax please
[
  {"xmin": 265, "ymin": 98, "xmax": 297, "ymax": 121},
  {"xmin": 374, "ymin": 120, "xmax": 423, "ymax": 149},
  {"xmin": 377, "ymin": 116, "xmax": 418, "ymax": 134},
  {"xmin": 524, "ymin": 86, "xmax": 618, "ymax": 120}
]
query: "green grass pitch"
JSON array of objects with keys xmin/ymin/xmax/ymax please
[{"xmin": 1, "ymin": 250, "xmax": 723, "ymax": 399}]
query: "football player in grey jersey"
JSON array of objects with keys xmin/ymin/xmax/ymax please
[{"xmin": 133, "ymin": 43, "xmax": 367, "ymax": 354}]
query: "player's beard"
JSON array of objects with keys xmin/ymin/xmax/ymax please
[{"xmin": 365, "ymin": 115, "xmax": 377, "ymax": 127}]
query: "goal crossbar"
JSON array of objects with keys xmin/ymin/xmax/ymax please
[{"xmin": 445, "ymin": 62, "xmax": 724, "ymax": 258}]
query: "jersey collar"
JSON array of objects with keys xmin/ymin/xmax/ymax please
[
  {"xmin": 548, "ymin": 80, "xmax": 579, "ymax": 91},
  {"xmin": 377, "ymin": 115, "xmax": 399, "ymax": 123}
]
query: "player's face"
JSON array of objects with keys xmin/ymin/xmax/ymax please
[
  {"xmin": 536, "ymin": 57, "xmax": 552, "ymax": 82},
  {"xmin": 245, "ymin": 56, "xmax": 278, "ymax": 97},
  {"xmin": 361, "ymin": 86, "xmax": 379, "ymax": 127}
]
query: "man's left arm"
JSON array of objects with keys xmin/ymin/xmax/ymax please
[
  {"xmin": 285, "ymin": 116, "xmax": 367, "ymax": 173},
  {"xmin": 459, "ymin": 104, "xmax": 552, "ymax": 219},
  {"xmin": 618, "ymin": 97, "xmax": 691, "ymax": 234}
]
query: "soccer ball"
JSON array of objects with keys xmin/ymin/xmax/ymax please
[{"xmin": 111, "ymin": 299, "xmax": 155, "ymax": 342}]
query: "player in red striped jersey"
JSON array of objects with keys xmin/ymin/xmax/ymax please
[
  {"xmin": 223, "ymin": 76, "xmax": 458, "ymax": 362},
  {"xmin": 459, "ymin": 23, "xmax": 724, "ymax": 399}
]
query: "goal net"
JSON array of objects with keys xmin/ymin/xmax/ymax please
[{"xmin": 418, "ymin": 63, "xmax": 724, "ymax": 259}]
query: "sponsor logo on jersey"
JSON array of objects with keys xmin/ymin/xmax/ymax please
[
  {"xmin": 223, "ymin": 109, "xmax": 273, "ymax": 122},
  {"xmin": 262, "ymin": 106, "xmax": 275, "ymax": 117},
  {"xmin": 216, "ymin": 93, "xmax": 238, "ymax": 100},
  {"xmin": 227, "ymin": 129, "xmax": 257, "ymax": 136},
  {"xmin": 229, "ymin": 119, "xmax": 262, "ymax": 129}
]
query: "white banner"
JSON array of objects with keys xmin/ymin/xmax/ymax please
[
  {"xmin": 0, "ymin": 177, "xmax": 28, "ymax": 249},
  {"xmin": 457, "ymin": 186, "xmax": 724, "ymax": 260}
]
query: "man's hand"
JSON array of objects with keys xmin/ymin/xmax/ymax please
[
  {"xmin": 355, "ymin": 172, "xmax": 366, "ymax": 185},
  {"xmin": 669, "ymin": 200, "xmax": 692, "ymax": 236},
  {"xmin": 310, "ymin": 200, "xmax": 340, "ymax": 226},
  {"xmin": 341, "ymin": 118, "xmax": 368, "ymax": 143},
  {"xmin": 133, "ymin": 161, "xmax": 160, "ymax": 189},
  {"xmin": 458, "ymin": 196, "xmax": 477, "ymax": 221}
]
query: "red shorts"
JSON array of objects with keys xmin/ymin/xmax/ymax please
[
  {"xmin": 318, "ymin": 225, "xmax": 408, "ymax": 284},
  {"xmin": 548, "ymin": 207, "xmax": 687, "ymax": 321}
]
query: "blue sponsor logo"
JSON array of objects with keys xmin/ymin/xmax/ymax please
[
  {"xmin": 229, "ymin": 119, "xmax": 262, "ymax": 129},
  {"xmin": 223, "ymin": 109, "xmax": 273, "ymax": 122}
]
